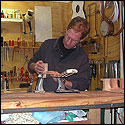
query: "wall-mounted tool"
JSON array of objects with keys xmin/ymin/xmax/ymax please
[
  {"xmin": 81, "ymin": 38, "xmax": 100, "ymax": 54},
  {"xmin": 27, "ymin": 77, "xmax": 33, "ymax": 93},
  {"xmin": 89, "ymin": 39, "xmax": 100, "ymax": 54},
  {"xmin": 100, "ymin": 1, "xmax": 114, "ymax": 37},
  {"xmin": 100, "ymin": 1, "xmax": 124, "ymax": 37},
  {"xmin": 23, "ymin": 9, "xmax": 34, "ymax": 34},
  {"xmin": 89, "ymin": 59, "xmax": 97, "ymax": 90},
  {"xmin": 10, "ymin": 70, "xmax": 13, "ymax": 85},
  {"xmin": 90, "ymin": 59, "xmax": 97, "ymax": 80},
  {"xmin": 13, "ymin": 66, "xmax": 16, "ymax": 87},
  {"xmin": 87, "ymin": 2, "xmax": 99, "ymax": 37},
  {"xmin": 95, "ymin": 60, "xmax": 102, "ymax": 90}
]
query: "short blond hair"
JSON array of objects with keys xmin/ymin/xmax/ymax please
[{"xmin": 67, "ymin": 16, "xmax": 90, "ymax": 40}]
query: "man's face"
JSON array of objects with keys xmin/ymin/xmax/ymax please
[{"xmin": 63, "ymin": 29, "xmax": 81, "ymax": 49}]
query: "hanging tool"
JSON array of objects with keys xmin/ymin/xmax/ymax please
[
  {"xmin": 1, "ymin": 47, "xmax": 4, "ymax": 67},
  {"xmin": 13, "ymin": 66, "xmax": 16, "ymax": 87},
  {"xmin": 10, "ymin": 70, "xmax": 13, "ymax": 85},
  {"xmin": 109, "ymin": 63, "xmax": 114, "ymax": 78},
  {"xmin": 20, "ymin": 67, "xmax": 24, "ymax": 82},
  {"xmin": 17, "ymin": 68, "xmax": 20, "ymax": 81},
  {"xmin": 104, "ymin": 63, "xmax": 109, "ymax": 78},
  {"xmin": 89, "ymin": 59, "xmax": 97, "ymax": 90},
  {"xmin": 27, "ymin": 77, "xmax": 33, "ymax": 93},
  {"xmin": 100, "ymin": 1, "xmax": 114, "ymax": 37},
  {"xmin": 89, "ymin": 59, "xmax": 93, "ymax": 83},
  {"xmin": 87, "ymin": 2, "xmax": 99, "ymax": 37},
  {"xmin": 6, "ymin": 43, "xmax": 9, "ymax": 61},
  {"xmin": 23, "ymin": 9, "xmax": 34, "ymax": 34},
  {"xmin": 92, "ymin": 60, "xmax": 96, "ymax": 80},
  {"xmin": 89, "ymin": 39, "xmax": 100, "ymax": 54},
  {"xmin": 95, "ymin": 60, "xmax": 102, "ymax": 90}
]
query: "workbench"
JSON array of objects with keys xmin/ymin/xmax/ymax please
[{"xmin": 1, "ymin": 91, "xmax": 124, "ymax": 124}]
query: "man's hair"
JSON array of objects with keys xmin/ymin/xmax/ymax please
[{"xmin": 67, "ymin": 16, "xmax": 90, "ymax": 40}]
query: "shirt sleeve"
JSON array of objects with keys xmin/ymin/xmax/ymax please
[{"xmin": 28, "ymin": 41, "xmax": 47, "ymax": 73}]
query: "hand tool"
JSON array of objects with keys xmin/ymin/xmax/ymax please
[
  {"xmin": 87, "ymin": 2, "xmax": 99, "ymax": 37},
  {"xmin": 6, "ymin": 43, "xmax": 9, "ymax": 61},
  {"xmin": 13, "ymin": 66, "xmax": 16, "ymax": 87},
  {"xmin": 1, "ymin": 47, "xmax": 4, "ymax": 67},
  {"xmin": 17, "ymin": 68, "xmax": 20, "ymax": 81},
  {"xmin": 20, "ymin": 67, "xmax": 24, "ymax": 82},
  {"xmin": 95, "ymin": 60, "xmax": 102, "ymax": 90},
  {"xmin": 1, "ymin": 75, "xmax": 4, "ymax": 89},
  {"xmin": 4, "ymin": 73, "xmax": 7, "ymax": 91},
  {"xmin": 27, "ymin": 77, "xmax": 33, "ymax": 93},
  {"xmin": 89, "ymin": 59, "xmax": 93, "ymax": 83},
  {"xmin": 91, "ymin": 59, "xmax": 96, "ymax": 80},
  {"xmin": 12, "ymin": 47, "xmax": 14, "ymax": 61},
  {"xmin": 37, "ymin": 69, "xmax": 78, "ymax": 92},
  {"xmin": 10, "ymin": 70, "xmax": 13, "ymax": 85},
  {"xmin": 104, "ymin": 63, "xmax": 109, "ymax": 78},
  {"xmin": 4, "ymin": 42, "xmax": 8, "ymax": 61},
  {"xmin": 4, "ymin": 47, "xmax": 5, "ymax": 61}
]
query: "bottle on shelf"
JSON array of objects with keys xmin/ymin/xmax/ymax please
[
  {"xmin": 9, "ymin": 40, "xmax": 11, "ymax": 46},
  {"xmin": 1, "ymin": 10, "xmax": 4, "ymax": 18},
  {"xmin": 12, "ymin": 40, "xmax": 14, "ymax": 46},
  {"xmin": 12, "ymin": 10, "xmax": 15, "ymax": 18},
  {"xmin": 4, "ymin": 9, "xmax": 8, "ymax": 18}
]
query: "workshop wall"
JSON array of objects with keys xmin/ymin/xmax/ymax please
[
  {"xmin": 83, "ymin": 1, "xmax": 121, "ymax": 90},
  {"xmin": 1, "ymin": 1, "xmax": 121, "ymax": 91},
  {"xmin": 1, "ymin": 1, "xmax": 72, "ymax": 90},
  {"xmin": 1, "ymin": 1, "xmax": 71, "ymax": 71}
]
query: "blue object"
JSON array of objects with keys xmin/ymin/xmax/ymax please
[
  {"xmin": 32, "ymin": 111, "xmax": 65, "ymax": 124},
  {"xmin": 1, "ymin": 114, "xmax": 10, "ymax": 121}
]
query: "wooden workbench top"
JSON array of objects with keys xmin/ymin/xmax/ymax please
[{"xmin": 1, "ymin": 91, "xmax": 124, "ymax": 110}]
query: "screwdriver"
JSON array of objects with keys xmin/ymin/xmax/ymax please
[{"xmin": 10, "ymin": 70, "xmax": 13, "ymax": 85}]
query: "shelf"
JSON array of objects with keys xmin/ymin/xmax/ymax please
[
  {"xmin": 1, "ymin": 46, "xmax": 39, "ymax": 49},
  {"xmin": 1, "ymin": 18, "xmax": 23, "ymax": 22}
]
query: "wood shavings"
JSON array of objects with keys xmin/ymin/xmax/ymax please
[{"xmin": 4, "ymin": 112, "xmax": 40, "ymax": 124}]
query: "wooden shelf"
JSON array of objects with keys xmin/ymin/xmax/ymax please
[
  {"xmin": 1, "ymin": 46, "xmax": 39, "ymax": 49},
  {"xmin": 1, "ymin": 18, "xmax": 23, "ymax": 22}
]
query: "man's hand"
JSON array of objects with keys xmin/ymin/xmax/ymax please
[
  {"xmin": 47, "ymin": 71, "xmax": 61, "ymax": 83},
  {"xmin": 34, "ymin": 61, "xmax": 46, "ymax": 74}
]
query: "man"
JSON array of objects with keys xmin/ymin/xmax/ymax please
[{"xmin": 28, "ymin": 16, "xmax": 90, "ymax": 92}]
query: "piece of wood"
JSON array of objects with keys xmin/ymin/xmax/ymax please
[
  {"xmin": 47, "ymin": 120, "xmax": 94, "ymax": 124},
  {"xmin": 1, "ymin": 91, "xmax": 124, "ymax": 109},
  {"xmin": 87, "ymin": 109, "xmax": 101, "ymax": 124},
  {"xmin": 101, "ymin": 78, "xmax": 124, "ymax": 93},
  {"xmin": 101, "ymin": 78, "xmax": 111, "ymax": 91}
]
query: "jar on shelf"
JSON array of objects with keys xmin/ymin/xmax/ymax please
[{"xmin": 1, "ymin": 10, "xmax": 4, "ymax": 18}]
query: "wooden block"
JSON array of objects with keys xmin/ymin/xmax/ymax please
[
  {"xmin": 87, "ymin": 109, "xmax": 101, "ymax": 124},
  {"xmin": 119, "ymin": 78, "xmax": 124, "ymax": 89},
  {"xmin": 110, "ymin": 78, "xmax": 119, "ymax": 89},
  {"xmin": 101, "ymin": 78, "xmax": 124, "ymax": 93},
  {"xmin": 101, "ymin": 79, "xmax": 111, "ymax": 91}
]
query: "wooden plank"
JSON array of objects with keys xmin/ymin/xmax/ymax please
[
  {"xmin": 47, "ymin": 120, "xmax": 94, "ymax": 124},
  {"xmin": 87, "ymin": 109, "xmax": 101, "ymax": 124},
  {"xmin": 1, "ymin": 91, "xmax": 124, "ymax": 109}
]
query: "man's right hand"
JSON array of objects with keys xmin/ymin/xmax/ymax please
[{"xmin": 32, "ymin": 61, "xmax": 45, "ymax": 74}]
